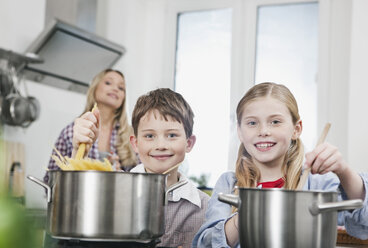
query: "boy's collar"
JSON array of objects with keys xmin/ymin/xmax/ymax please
[{"xmin": 130, "ymin": 164, "xmax": 202, "ymax": 207}]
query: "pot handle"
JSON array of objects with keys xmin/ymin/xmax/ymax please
[
  {"xmin": 165, "ymin": 180, "xmax": 188, "ymax": 205},
  {"xmin": 218, "ymin": 193, "xmax": 240, "ymax": 208},
  {"xmin": 309, "ymin": 199, "xmax": 363, "ymax": 216},
  {"xmin": 27, "ymin": 175, "xmax": 52, "ymax": 203}
]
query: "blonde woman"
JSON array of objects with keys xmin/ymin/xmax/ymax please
[{"xmin": 44, "ymin": 69, "xmax": 137, "ymax": 182}]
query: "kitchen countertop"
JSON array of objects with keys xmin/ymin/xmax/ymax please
[
  {"xmin": 336, "ymin": 246, "xmax": 368, "ymax": 247},
  {"xmin": 24, "ymin": 210, "xmax": 367, "ymax": 248},
  {"xmin": 25, "ymin": 208, "xmax": 47, "ymax": 248}
]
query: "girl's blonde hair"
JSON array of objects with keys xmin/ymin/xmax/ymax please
[
  {"xmin": 235, "ymin": 82, "xmax": 304, "ymax": 190},
  {"xmin": 83, "ymin": 69, "xmax": 138, "ymax": 167}
]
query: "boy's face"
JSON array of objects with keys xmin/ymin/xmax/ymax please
[{"xmin": 130, "ymin": 110, "xmax": 195, "ymax": 173}]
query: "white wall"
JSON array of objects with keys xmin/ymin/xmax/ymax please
[
  {"xmin": 0, "ymin": 0, "xmax": 45, "ymax": 53},
  {"xmin": 317, "ymin": 0, "xmax": 351, "ymax": 164},
  {"xmin": 347, "ymin": 0, "xmax": 368, "ymax": 172},
  {"xmin": 97, "ymin": 0, "xmax": 170, "ymax": 113}
]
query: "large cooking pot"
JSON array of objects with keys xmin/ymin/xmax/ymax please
[
  {"xmin": 218, "ymin": 188, "xmax": 363, "ymax": 248},
  {"xmin": 28, "ymin": 171, "xmax": 186, "ymax": 241}
]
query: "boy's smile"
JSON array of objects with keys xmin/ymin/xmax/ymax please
[{"xmin": 130, "ymin": 110, "xmax": 195, "ymax": 174}]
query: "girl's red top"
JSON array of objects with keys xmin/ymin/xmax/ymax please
[{"xmin": 257, "ymin": 177, "xmax": 285, "ymax": 188}]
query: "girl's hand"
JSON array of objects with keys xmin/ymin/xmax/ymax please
[
  {"xmin": 224, "ymin": 213, "xmax": 239, "ymax": 247},
  {"xmin": 72, "ymin": 109, "xmax": 100, "ymax": 157},
  {"xmin": 304, "ymin": 142, "xmax": 348, "ymax": 176},
  {"xmin": 305, "ymin": 142, "xmax": 365, "ymax": 200}
]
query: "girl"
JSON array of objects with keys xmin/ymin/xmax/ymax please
[
  {"xmin": 192, "ymin": 82, "xmax": 367, "ymax": 247},
  {"xmin": 44, "ymin": 69, "xmax": 138, "ymax": 182}
]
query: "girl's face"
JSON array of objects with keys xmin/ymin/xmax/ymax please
[
  {"xmin": 95, "ymin": 71, "xmax": 126, "ymax": 109},
  {"xmin": 237, "ymin": 96, "xmax": 302, "ymax": 169}
]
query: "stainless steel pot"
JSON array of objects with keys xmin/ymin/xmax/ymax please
[
  {"xmin": 28, "ymin": 171, "xmax": 186, "ymax": 241},
  {"xmin": 218, "ymin": 188, "xmax": 363, "ymax": 248},
  {"xmin": 1, "ymin": 93, "xmax": 40, "ymax": 127}
]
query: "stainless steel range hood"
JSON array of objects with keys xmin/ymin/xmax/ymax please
[{"xmin": 23, "ymin": 19, "xmax": 126, "ymax": 94}]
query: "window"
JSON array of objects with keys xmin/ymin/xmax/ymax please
[
  {"xmin": 255, "ymin": 2, "xmax": 319, "ymax": 151},
  {"xmin": 174, "ymin": 8, "xmax": 232, "ymax": 187}
]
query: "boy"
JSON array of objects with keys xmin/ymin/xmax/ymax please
[
  {"xmin": 129, "ymin": 88, "xmax": 209, "ymax": 248},
  {"xmin": 72, "ymin": 88, "xmax": 209, "ymax": 248}
]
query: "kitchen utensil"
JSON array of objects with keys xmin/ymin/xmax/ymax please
[
  {"xmin": 27, "ymin": 171, "xmax": 185, "ymax": 241},
  {"xmin": 219, "ymin": 188, "xmax": 363, "ymax": 248},
  {"xmin": 27, "ymin": 96, "xmax": 40, "ymax": 122},
  {"xmin": 0, "ymin": 66, "xmax": 40, "ymax": 128},
  {"xmin": 75, "ymin": 144, "xmax": 86, "ymax": 160},
  {"xmin": 75, "ymin": 103, "xmax": 98, "ymax": 160},
  {"xmin": 1, "ymin": 93, "xmax": 31, "ymax": 126},
  {"xmin": 2, "ymin": 141, "xmax": 25, "ymax": 197},
  {"xmin": 8, "ymin": 162, "xmax": 23, "ymax": 196},
  {"xmin": 0, "ymin": 68, "xmax": 13, "ymax": 96},
  {"xmin": 297, "ymin": 123, "xmax": 331, "ymax": 190},
  {"xmin": 163, "ymin": 163, "xmax": 181, "ymax": 175},
  {"xmin": 51, "ymin": 103, "xmax": 114, "ymax": 172},
  {"xmin": 0, "ymin": 95, "xmax": 3, "ymax": 117}
]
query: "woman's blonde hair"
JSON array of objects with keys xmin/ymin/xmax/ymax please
[
  {"xmin": 83, "ymin": 69, "xmax": 138, "ymax": 167},
  {"xmin": 235, "ymin": 82, "xmax": 304, "ymax": 190}
]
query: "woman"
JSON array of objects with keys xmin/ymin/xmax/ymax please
[{"xmin": 44, "ymin": 69, "xmax": 138, "ymax": 182}]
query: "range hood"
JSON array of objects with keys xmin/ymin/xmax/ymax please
[{"xmin": 24, "ymin": 19, "xmax": 126, "ymax": 94}]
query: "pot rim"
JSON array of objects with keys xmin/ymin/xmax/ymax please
[
  {"xmin": 47, "ymin": 170, "xmax": 167, "ymax": 177},
  {"xmin": 235, "ymin": 186, "xmax": 338, "ymax": 194}
]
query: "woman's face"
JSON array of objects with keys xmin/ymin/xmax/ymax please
[
  {"xmin": 237, "ymin": 96, "xmax": 302, "ymax": 169},
  {"xmin": 95, "ymin": 71, "xmax": 126, "ymax": 110}
]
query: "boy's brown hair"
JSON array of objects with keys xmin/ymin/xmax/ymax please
[{"xmin": 131, "ymin": 88, "xmax": 194, "ymax": 138}]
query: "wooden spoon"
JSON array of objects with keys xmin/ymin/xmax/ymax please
[
  {"xmin": 296, "ymin": 123, "xmax": 331, "ymax": 190},
  {"xmin": 163, "ymin": 163, "xmax": 181, "ymax": 175},
  {"xmin": 75, "ymin": 103, "xmax": 98, "ymax": 160}
]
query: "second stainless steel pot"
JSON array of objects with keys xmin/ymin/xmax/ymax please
[
  {"xmin": 28, "ymin": 171, "xmax": 186, "ymax": 241},
  {"xmin": 219, "ymin": 188, "xmax": 363, "ymax": 248}
]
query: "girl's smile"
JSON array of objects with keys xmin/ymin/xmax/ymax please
[{"xmin": 255, "ymin": 141, "xmax": 276, "ymax": 151}]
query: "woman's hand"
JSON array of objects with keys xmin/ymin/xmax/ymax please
[
  {"xmin": 304, "ymin": 142, "xmax": 348, "ymax": 176},
  {"xmin": 108, "ymin": 153, "xmax": 122, "ymax": 171},
  {"xmin": 72, "ymin": 109, "xmax": 100, "ymax": 157},
  {"xmin": 305, "ymin": 142, "xmax": 365, "ymax": 200}
]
